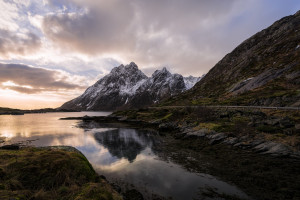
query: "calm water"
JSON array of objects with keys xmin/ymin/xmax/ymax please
[{"xmin": 0, "ymin": 112, "xmax": 250, "ymax": 200}]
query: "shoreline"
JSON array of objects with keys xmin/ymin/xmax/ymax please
[
  {"xmin": 60, "ymin": 112, "xmax": 300, "ymax": 159},
  {"xmin": 60, "ymin": 110, "xmax": 300, "ymax": 199}
]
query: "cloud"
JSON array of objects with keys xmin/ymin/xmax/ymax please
[
  {"xmin": 2, "ymin": 86, "xmax": 41, "ymax": 94},
  {"xmin": 0, "ymin": 29, "xmax": 41, "ymax": 58},
  {"xmin": 41, "ymin": 0, "xmax": 241, "ymax": 75},
  {"xmin": 0, "ymin": 63, "xmax": 85, "ymax": 94},
  {"xmin": 0, "ymin": 0, "xmax": 299, "ymax": 78},
  {"xmin": 42, "ymin": 0, "xmax": 135, "ymax": 55},
  {"xmin": 40, "ymin": 0, "xmax": 300, "ymax": 76}
]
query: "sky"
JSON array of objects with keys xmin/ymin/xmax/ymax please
[{"xmin": 0, "ymin": 0, "xmax": 299, "ymax": 109}]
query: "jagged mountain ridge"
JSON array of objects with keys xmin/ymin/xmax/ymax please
[
  {"xmin": 60, "ymin": 62, "xmax": 202, "ymax": 111},
  {"xmin": 164, "ymin": 10, "xmax": 300, "ymax": 107}
]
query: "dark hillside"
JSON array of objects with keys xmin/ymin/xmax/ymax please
[{"xmin": 165, "ymin": 10, "xmax": 300, "ymax": 107}]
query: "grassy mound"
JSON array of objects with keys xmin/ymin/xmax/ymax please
[{"xmin": 0, "ymin": 147, "xmax": 121, "ymax": 200}]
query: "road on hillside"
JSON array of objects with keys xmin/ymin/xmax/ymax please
[{"xmin": 149, "ymin": 105, "xmax": 300, "ymax": 111}]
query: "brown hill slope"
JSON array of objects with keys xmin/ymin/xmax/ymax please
[{"xmin": 164, "ymin": 11, "xmax": 300, "ymax": 107}]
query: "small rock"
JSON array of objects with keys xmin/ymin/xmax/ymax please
[
  {"xmin": 250, "ymin": 140, "xmax": 264, "ymax": 147},
  {"xmin": 254, "ymin": 142, "xmax": 278, "ymax": 153},
  {"xmin": 263, "ymin": 143, "xmax": 291, "ymax": 156},
  {"xmin": 206, "ymin": 132, "xmax": 218, "ymax": 139},
  {"xmin": 181, "ymin": 128, "xmax": 193, "ymax": 134},
  {"xmin": 223, "ymin": 137, "xmax": 239, "ymax": 145},
  {"xmin": 208, "ymin": 133, "xmax": 227, "ymax": 145},
  {"xmin": 186, "ymin": 129, "xmax": 211, "ymax": 137}
]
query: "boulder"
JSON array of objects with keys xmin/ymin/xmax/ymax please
[
  {"xmin": 263, "ymin": 143, "xmax": 291, "ymax": 156},
  {"xmin": 223, "ymin": 137, "xmax": 239, "ymax": 145},
  {"xmin": 254, "ymin": 142, "xmax": 278, "ymax": 153},
  {"xmin": 208, "ymin": 133, "xmax": 227, "ymax": 145}
]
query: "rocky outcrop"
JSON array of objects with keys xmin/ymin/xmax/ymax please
[
  {"xmin": 60, "ymin": 62, "xmax": 202, "ymax": 111},
  {"xmin": 179, "ymin": 127, "xmax": 300, "ymax": 158}
]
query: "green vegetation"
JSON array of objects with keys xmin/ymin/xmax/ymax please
[
  {"xmin": 114, "ymin": 106, "xmax": 300, "ymax": 148},
  {"xmin": 0, "ymin": 147, "xmax": 121, "ymax": 200}
]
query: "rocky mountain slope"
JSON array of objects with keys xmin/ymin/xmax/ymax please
[
  {"xmin": 60, "ymin": 62, "xmax": 201, "ymax": 111},
  {"xmin": 165, "ymin": 10, "xmax": 300, "ymax": 107}
]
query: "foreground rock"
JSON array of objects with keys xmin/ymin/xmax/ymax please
[{"xmin": 0, "ymin": 146, "xmax": 122, "ymax": 200}]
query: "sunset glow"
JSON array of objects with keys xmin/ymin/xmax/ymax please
[{"xmin": 0, "ymin": 0, "xmax": 299, "ymax": 109}]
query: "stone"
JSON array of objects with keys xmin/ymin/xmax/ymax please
[
  {"xmin": 223, "ymin": 137, "xmax": 239, "ymax": 145},
  {"xmin": 249, "ymin": 140, "xmax": 264, "ymax": 147},
  {"xmin": 263, "ymin": 143, "xmax": 291, "ymax": 156},
  {"xmin": 208, "ymin": 133, "xmax": 227, "ymax": 145},
  {"xmin": 253, "ymin": 142, "xmax": 278, "ymax": 153},
  {"xmin": 188, "ymin": 129, "xmax": 211, "ymax": 137}
]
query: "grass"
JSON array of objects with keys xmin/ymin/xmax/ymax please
[
  {"xmin": 194, "ymin": 123, "xmax": 220, "ymax": 131},
  {"xmin": 114, "ymin": 106, "xmax": 300, "ymax": 149},
  {"xmin": 0, "ymin": 147, "xmax": 121, "ymax": 200}
]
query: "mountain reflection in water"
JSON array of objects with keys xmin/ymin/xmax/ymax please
[
  {"xmin": 94, "ymin": 129, "xmax": 155, "ymax": 163},
  {"xmin": 0, "ymin": 113, "xmax": 250, "ymax": 200}
]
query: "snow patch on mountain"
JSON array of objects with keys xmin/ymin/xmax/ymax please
[
  {"xmin": 183, "ymin": 74, "xmax": 205, "ymax": 90},
  {"xmin": 60, "ymin": 63, "xmax": 202, "ymax": 111}
]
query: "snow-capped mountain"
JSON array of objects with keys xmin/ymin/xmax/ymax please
[
  {"xmin": 184, "ymin": 75, "xmax": 205, "ymax": 90},
  {"xmin": 60, "ymin": 62, "xmax": 202, "ymax": 111}
]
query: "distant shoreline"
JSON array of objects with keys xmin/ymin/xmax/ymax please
[{"xmin": 0, "ymin": 107, "xmax": 79, "ymax": 115}]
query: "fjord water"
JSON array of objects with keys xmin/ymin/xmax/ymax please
[{"xmin": 0, "ymin": 112, "xmax": 249, "ymax": 199}]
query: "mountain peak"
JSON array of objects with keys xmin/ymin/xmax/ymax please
[
  {"xmin": 161, "ymin": 67, "xmax": 168, "ymax": 72},
  {"xmin": 110, "ymin": 62, "xmax": 144, "ymax": 77},
  {"xmin": 60, "ymin": 63, "xmax": 201, "ymax": 111},
  {"xmin": 152, "ymin": 67, "xmax": 171, "ymax": 78},
  {"xmin": 128, "ymin": 61, "xmax": 138, "ymax": 67}
]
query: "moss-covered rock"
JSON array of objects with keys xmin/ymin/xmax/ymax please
[{"xmin": 0, "ymin": 147, "xmax": 122, "ymax": 200}]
